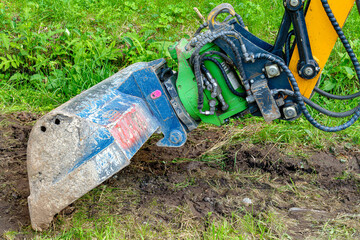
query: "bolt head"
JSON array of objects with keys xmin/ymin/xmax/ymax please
[
  {"xmin": 304, "ymin": 67, "xmax": 314, "ymax": 77},
  {"xmin": 209, "ymin": 99, "xmax": 217, "ymax": 107},
  {"xmin": 289, "ymin": 0, "xmax": 300, "ymax": 7},
  {"xmin": 265, "ymin": 64, "xmax": 281, "ymax": 78},
  {"xmin": 169, "ymin": 130, "xmax": 183, "ymax": 144},
  {"xmin": 283, "ymin": 106, "xmax": 297, "ymax": 119},
  {"xmin": 268, "ymin": 67, "xmax": 278, "ymax": 76}
]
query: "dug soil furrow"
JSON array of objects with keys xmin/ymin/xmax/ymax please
[{"xmin": 0, "ymin": 113, "xmax": 359, "ymax": 239}]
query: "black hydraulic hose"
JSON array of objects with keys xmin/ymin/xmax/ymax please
[
  {"xmin": 190, "ymin": 33, "xmax": 221, "ymax": 110},
  {"xmin": 200, "ymin": 50, "xmax": 244, "ymax": 87},
  {"xmin": 277, "ymin": 88, "xmax": 357, "ymax": 118},
  {"xmin": 201, "ymin": 56, "xmax": 246, "ymax": 97},
  {"xmin": 200, "ymin": 51, "xmax": 235, "ymax": 67},
  {"xmin": 235, "ymin": 13, "xmax": 246, "ymax": 27},
  {"xmin": 194, "ymin": 55, "xmax": 205, "ymax": 110},
  {"xmin": 190, "ymin": 30, "xmax": 247, "ymax": 65},
  {"xmin": 302, "ymin": 97, "xmax": 357, "ymax": 118},
  {"xmin": 314, "ymin": 87, "xmax": 360, "ymax": 100},
  {"xmin": 255, "ymin": 52, "xmax": 360, "ymax": 132},
  {"xmin": 189, "ymin": 31, "xmax": 248, "ymax": 97},
  {"xmin": 218, "ymin": 35, "xmax": 247, "ymax": 81},
  {"xmin": 321, "ymin": 0, "xmax": 360, "ymax": 84},
  {"xmin": 190, "ymin": 31, "xmax": 243, "ymax": 110},
  {"xmin": 357, "ymin": 0, "xmax": 360, "ymax": 15},
  {"xmin": 194, "ymin": 23, "xmax": 208, "ymax": 37},
  {"xmin": 285, "ymin": 30, "xmax": 295, "ymax": 65}
]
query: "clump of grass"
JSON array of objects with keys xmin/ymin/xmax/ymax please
[
  {"xmin": 204, "ymin": 211, "xmax": 289, "ymax": 240},
  {"xmin": 318, "ymin": 215, "xmax": 360, "ymax": 239},
  {"xmin": 31, "ymin": 208, "xmax": 288, "ymax": 239}
]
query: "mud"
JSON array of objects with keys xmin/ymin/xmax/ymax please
[
  {"xmin": 0, "ymin": 113, "xmax": 39, "ymax": 235},
  {"xmin": 0, "ymin": 113, "xmax": 359, "ymax": 239}
]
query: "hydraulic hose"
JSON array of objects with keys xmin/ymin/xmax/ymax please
[
  {"xmin": 190, "ymin": 30, "xmax": 246, "ymax": 67},
  {"xmin": 302, "ymin": 97, "xmax": 358, "ymax": 118},
  {"xmin": 320, "ymin": 0, "xmax": 360, "ymax": 84},
  {"xmin": 201, "ymin": 56, "xmax": 246, "ymax": 98},
  {"xmin": 200, "ymin": 50, "xmax": 244, "ymax": 88},
  {"xmin": 190, "ymin": 32, "xmax": 229, "ymax": 111},
  {"xmin": 219, "ymin": 35, "xmax": 247, "ymax": 81},
  {"xmin": 194, "ymin": 23, "xmax": 208, "ymax": 37},
  {"xmin": 194, "ymin": 55, "xmax": 205, "ymax": 110},
  {"xmin": 285, "ymin": 30, "xmax": 294, "ymax": 65},
  {"xmin": 190, "ymin": 29, "xmax": 250, "ymax": 111},
  {"xmin": 255, "ymin": 52, "xmax": 360, "ymax": 132},
  {"xmin": 307, "ymin": 1, "xmax": 360, "ymax": 105},
  {"xmin": 275, "ymin": 88, "xmax": 357, "ymax": 118},
  {"xmin": 314, "ymin": 87, "xmax": 360, "ymax": 100},
  {"xmin": 235, "ymin": 13, "xmax": 246, "ymax": 28},
  {"xmin": 200, "ymin": 51, "xmax": 235, "ymax": 67}
]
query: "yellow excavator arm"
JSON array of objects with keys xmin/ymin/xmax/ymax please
[{"xmin": 290, "ymin": 0, "xmax": 355, "ymax": 98}]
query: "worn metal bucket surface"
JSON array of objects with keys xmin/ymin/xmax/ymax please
[{"xmin": 27, "ymin": 59, "xmax": 188, "ymax": 230}]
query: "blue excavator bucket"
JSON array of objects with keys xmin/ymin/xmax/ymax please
[{"xmin": 27, "ymin": 59, "xmax": 194, "ymax": 230}]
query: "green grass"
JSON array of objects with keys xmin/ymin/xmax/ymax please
[
  {"xmin": 32, "ymin": 190, "xmax": 288, "ymax": 240},
  {"xmin": 20, "ymin": 182, "xmax": 288, "ymax": 239},
  {"xmin": 31, "ymin": 211, "xmax": 285, "ymax": 239},
  {"xmin": 0, "ymin": 0, "xmax": 285, "ymax": 112},
  {"xmin": 1, "ymin": 0, "xmax": 360, "ymax": 143},
  {"xmin": 1, "ymin": 0, "xmax": 360, "ymax": 136}
]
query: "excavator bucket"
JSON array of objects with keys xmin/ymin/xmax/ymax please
[{"xmin": 27, "ymin": 59, "xmax": 192, "ymax": 230}]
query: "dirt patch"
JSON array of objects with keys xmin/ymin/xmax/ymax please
[
  {"xmin": 0, "ymin": 113, "xmax": 39, "ymax": 235},
  {"xmin": 0, "ymin": 113, "xmax": 359, "ymax": 239},
  {"xmin": 107, "ymin": 131, "xmax": 359, "ymax": 238}
]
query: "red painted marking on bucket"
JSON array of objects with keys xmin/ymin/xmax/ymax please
[
  {"xmin": 110, "ymin": 106, "xmax": 148, "ymax": 149},
  {"xmin": 150, "ymin": 90, "xmax": 162, "ymax": 99}
]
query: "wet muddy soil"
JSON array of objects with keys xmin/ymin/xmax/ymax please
[
  {"xmin": 0, "ymin": 113, "xmax": 39, "ymax": 235},
  {"xmin": 0, "ymin": 113, "xmax": 359, "ymax": 239}
]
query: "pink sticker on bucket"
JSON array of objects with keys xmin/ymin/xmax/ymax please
[{"xmin": 150, "ymin": 90, "xmax": 162, "ymax": 99}]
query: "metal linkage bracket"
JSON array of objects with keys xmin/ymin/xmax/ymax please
[
  {"xmin": 250, "ymin": 76, "xmax": 281, "ymax": 122},
  {"xmin": 118, "ymin": 59, "xmax": 188, "ymax": 147},
  {"xmin": 162, "ymin": 75, "xmax": 198, "ymax": 131}
]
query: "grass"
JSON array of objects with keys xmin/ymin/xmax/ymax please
[
  {"xmin": 11, "ymin": 177, "xmax": 285, "ymax": 239},
  {"xmin": 0, "ymin": 0, "xmax": 284, "ymax": 112},
  {"xmin": 26, "ymin": 178, "xmax": 290, "ymax": 240},
  {"xmin": 30, "ymin": 212, "xmax": 283, "ymax": 239},
  {"xmin": 18, "ymin": 151, "xmax": 356, "ymax": 240},
  {"xmin": 319, "ymin": 215, "xmax": 360, "ymax": 240},
  {"xmin": 1, "ymin": 0, "xmax": 360, "ymax": 143}
]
